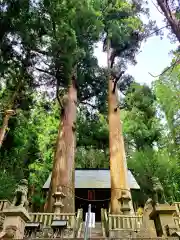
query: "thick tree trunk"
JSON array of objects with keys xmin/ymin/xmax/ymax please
[
  {"xmin": 0, "ymin": 110, "xmax": 15, "ymax": 148},
  {"xmin": 47, "ymin": 77, "xmax": 77, "ymax": 213},
  {"xmin": 108, "ymin": 79, "xmax": 131, "ymax": 214},
  {"xmin": 107, "ymin": 38, "xmax": 131, "ymax": 214},
  {"xmin": 156, "ymin": 0, "xmax": 180, "ymax": 42}
]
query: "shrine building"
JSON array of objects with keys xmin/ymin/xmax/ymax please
[{"xmin": 43, "ymin": 168, "xmax": 140, "ymax": 220}]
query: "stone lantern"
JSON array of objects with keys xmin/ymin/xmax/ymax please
[{"xmin": 52, "ymin": 186, "xmax": 66, "ymax": 219}]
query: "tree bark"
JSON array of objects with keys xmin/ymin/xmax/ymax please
[
  {"xmin": 0, "ymin": 110, "xmax": 15, "ymax": 148},
  {"xmin": 107, "ymin": 38, "xmax": 131, "ymax": 214},
  {"xmin": 156, "ymin": 0, "xmax": 180, "ymax": 42},
  {"xmin": 0, "ymin": 80, "xmax": 22, "ymax": 148},
  {"xmin": 108, "ymin": 79, "xmax": 131, "ymax": 214},
  {"xmin": 46, "ymin": 77, "xmax": 77, "ymax": 213}
]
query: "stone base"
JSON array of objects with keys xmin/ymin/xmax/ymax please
[
  {"xmin": 109, "ymin": 229, "xmax": 137, "ymax": 238},
  {"xmin": 3, "ymin": 206, "xmax": 30, "ymax": 239},
  {"xmin": 149, "ymin": 204, "xmax": 176, "ymax": 237},
  {"xmin": 137, "ymin": 205, "xmax": 157, "ymax": 238},
  {"xmin": 63, "ymin": 228, "xmax": 74, "ymax": 238}
]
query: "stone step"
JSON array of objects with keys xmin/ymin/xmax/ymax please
[{"xmin": 80, "ymin": 222, "xmax": 104, "ymax": 238}]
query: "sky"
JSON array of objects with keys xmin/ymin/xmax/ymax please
[{"xmin": 94, "ymin": 0, "xmax": 179, "ymax": 86}]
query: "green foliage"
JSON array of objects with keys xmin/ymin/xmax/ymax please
[
  {"xmin": 128, "ymin": 148, "xmax": 180, "ymax": 202},
  {"xmin": 27, "ymin": 99, "xmax": 59, "ymax": 209},
  {"xmin": 76, "ymin": 147, "xmax": 109, "ymax": 168},
  {"xmin": 0, "ymin": 171, "xmax": 17, "ymax": 200},
  {"xmin": 76, "ymin": 107, "xmax": 109, "ymax": 168},
  {"xmin": 0, "ymin": 111, "xmax": 37, "ymax": 172},
  {"xmin": 33, "ymin": 0, "xmax": 105, "ymax": 99},
  {"xmin": 0, "ymin": 96, "xmax": 59, "ymax": 205},
  {"xmin": 123, "ymin": 83, "xmax": 161, "ymax": 150},
  {"xmin": 121, "ymin": 81, "xmax": 180, "ymax": 202},
  {"xmin": 153, "ymin": 59, "xmax": 180, "ymax": 154},
  {"xmin": 0, "ymin": 0, "xmax": 179, "ymax": 208},
  {"xmin": 77, "ymin": 108, "xmax": 109, "ymax": 149},
  {"xmin": 0, "ymin": 110, "xmax": 38, "ymax": 200},
  {"xmin": 102, "ymin": 0, "xmax": 150, "ymax": 69}
]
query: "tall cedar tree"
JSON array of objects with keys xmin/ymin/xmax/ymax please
[
  {"xmin": 0, "ymin": 0, "xmax": 40, "ymax": 146},
  {"xmin": 102, "ymin": 0, "xmax": 154, "ymax": 213},
  {"xmin": 30, "ymin": 0, "xmax": 104, "ymax": 212}
]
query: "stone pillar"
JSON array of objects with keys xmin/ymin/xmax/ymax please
[
  {"xmin": 149, "ymin": 204, "xmax": 176, "ymax": 237},
  {"xmin": 137, "ymin": 203, "xmax": 157, "ymax": 238},
  {"xmin": 2, "ymin": 207, "xmax": 30, "ymax": 239}
]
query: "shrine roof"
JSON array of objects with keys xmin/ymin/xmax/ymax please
[{"xmin": 43, "ymin": 169, "xmax": 140, "ymax": 190}]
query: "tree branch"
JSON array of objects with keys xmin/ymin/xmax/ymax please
[
  {"xmin": 56, "ymin": 82, "xmax": 62, "ymax": 108},
  {"xmin": 148, "ymin": 55, "xmax": 180, "ymax": 77},
  {"xmin": 80, "ymin": 92, "xmax": 96, "ymax": 102},
  {"xmin": 80, "ymin": 101, "xmax": 97, "ymax": 109},
  {"xmin": 35, "ymin": 67, "xmax": 54, "ymax": 77},
  {"xmin": 144, "ymin": 24, "xmax": 170, "ymax": 39},
  {"xmin": 151, "ymin": 0, "xmax": 164, "ymax": 15},
  {"xmin": 31, "ymin": 48, "xmax": 49, "ymax": 56}
]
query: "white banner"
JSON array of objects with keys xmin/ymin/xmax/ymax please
[{"xmin": 85, "ymin": 212, "xmax": 95, "ymax": 228}]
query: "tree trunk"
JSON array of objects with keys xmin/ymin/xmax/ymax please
[
  {"xmin": 156, "ymin": 0, "xmax": 180, "ymax": 42},
  {"xmin": 0, "ymin": 80, "xmax": 22, "ymax": 148},
  {"xmin": 28, "ymin": 185, "xmax": 35, "ymax": 212},
  {"xmin": 47, "ymin": 77, "xmax": 77, "ymax": 213},
  {"xmin": 0, "ymin": 110, "xmax": 15, "ymax": 148},
  {"xmin": 107, "ymin": 38, "xmax": 131, "ymax": 214},
  {"xmin": 108, "ymin": 79, "xmax": 131, "ymax": 214}
]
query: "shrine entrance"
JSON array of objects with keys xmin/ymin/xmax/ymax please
[
  {"xmin": 43, "ymin": 169, "xmax": 141, "ymax": 216},
  {"xmin": 75, "ymin": 189, "xmax": 110, "ymax": 221}
]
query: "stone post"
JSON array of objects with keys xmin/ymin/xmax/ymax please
[
  {"xmin": 0, "ymin": 178, "xmax": 30, "ymax": 239},
  {"xmin": 137, "ymin": 200, "xmax": 157, "ymax": 238},
  {"xmin": 2, "ymin": 207, "xmax": 30, "ymax": 239}
]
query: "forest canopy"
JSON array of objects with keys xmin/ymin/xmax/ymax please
[{"xmin": 0, "ymin": 0, "xmax": 179, "ymax": 210}]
